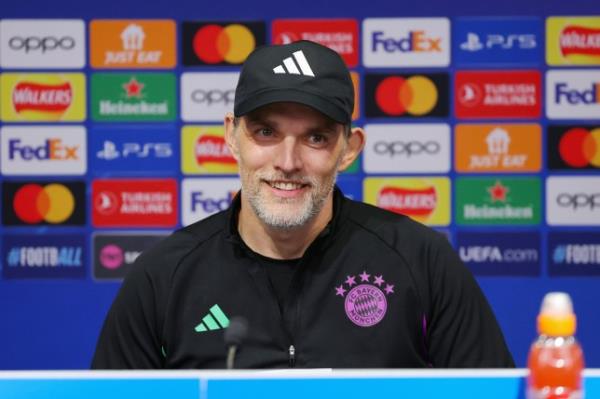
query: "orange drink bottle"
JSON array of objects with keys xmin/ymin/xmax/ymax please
[{"xmin": 527, "ymin": 292, "xmax": 584, "ymax": 399}]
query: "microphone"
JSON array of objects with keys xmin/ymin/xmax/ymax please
[{"xmin": 224, "ymin": 316, "xmax": 248, "ymax": 369}]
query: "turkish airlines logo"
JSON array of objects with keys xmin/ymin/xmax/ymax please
[
  {"xmin": 1, "ymin": 126, "xmax": 86, "ymax": 175},
  {"xmin": 560, "ymin": 26, "xmax": 600, "ymax": 58},
  {"xmin": 364, "ymin": 123, "xmax": 450, "ymax": 173},
  {"xmin": 363, "ymin": 18, "xmax": 450, "ymax": 67},
  {"xmin": 0, "ymin": 20, "xmax": 85, "ymax": 68},
  {"xmin": 90, "ymin": 20, "xmax": 176, "ymax": 68},
  {"xmin": 2, "ymin": 181, "xmax": 86, "ymax": 226},
  {"xmin": 455, "ymin": 70, "xmax": 541, "ymax": 119},
  {"xmin": 547, "ymin": 176, "xmax": 600, "ymax": 226},
  {"xmin": 365, "ymin": 73, "xmax": 448, "ymax": 118},
  {"xmin": 455, "ymin": 124, "xmax": 541, "ymax": 173},
  {"xmin": 272, "ymin": 19, "xmax": 358, "ymax": 67},
  {"xmin": 183, "ymin": 22, "xmax": 265, "ymax": 66},
  {"xmin": 92, "ymin": 179, "xmax": 178, "ymax": 227}
]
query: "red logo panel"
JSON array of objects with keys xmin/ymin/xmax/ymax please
[
  {"xmin": 455, "ymin": 70, "xmax": 541, "ymax": 119},
  {"xmin": 272, "ymin": 19, "xmax": 359, "ymax": 67},
  {"xmin": 92, "ymin": 179, "xmax": 177, "ymax": 227}
]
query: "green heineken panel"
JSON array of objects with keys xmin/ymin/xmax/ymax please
[
  {"xmin": 455, "ymin": 177, "xmax": 541, "ymax": 225},
  {"xmin": 91, "ymin": 73, "xmax": 176, "ymax": 121}
]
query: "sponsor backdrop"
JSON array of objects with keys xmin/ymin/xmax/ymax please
[{"xmin": 0, "ymin": 0, "xmax": 599, "ymax": 370}]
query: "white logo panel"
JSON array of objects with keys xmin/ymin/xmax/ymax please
[
  {"xmin": 0, "ymin": 126, "xmax": 87, "ymax": 175},
  {"xmin": 181, "ymin": 72, "xmax": 239, "ymax": 122},
  {"xmin": 362, "ymin": 18, "xmax": 450, "ymax": 67},
  {"xmin": 546, "ymin": 176, "xmax": 600, "ymax": 226},
  {"xmin": 182, "ymin": 177, "xmax": 240, "ymax": 226},
  {"xmin": 0, "ymin": 19, "xmax": 85, "ymax": 68},
  {"xmin": 546, "ymin": 70, "xmax": 600, "ymax": 119},
  {"xmin": 364, "ymin": 124, "xmax": 450, "ymax": 173}
]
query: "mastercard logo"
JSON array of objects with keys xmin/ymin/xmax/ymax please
[
  {"xmin": 13, "ymin": 183, "xmax": 75, "ymax": 224},
  {"xmin": 559, "ymin": 127, "xmax": 600, "ymax": 168},
  {"xmin": 375, "ymin": 76, "xmax": 438, "ymax": 116},
  {"xmin": 193, "ymin": 24, "xmax": 256, "ymax": 64}
]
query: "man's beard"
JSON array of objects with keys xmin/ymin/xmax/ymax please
[{"xmin": 242, "ymin": 170, "xmax": 338, "ymax": 230}]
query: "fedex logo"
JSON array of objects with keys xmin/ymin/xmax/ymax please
[
  {"xmin": 363, "ymin": 18, "xmax": 449, "ymax": 67},
  {"xmin": 547, "ymin": 70, "xmax": 600, "ymax": 119},
  {"xmin": 190, "ymin": 191, "xmax": 236, "ymax": 213},
  {"xmin": 9, "ymin": 138, "xmax": 79, "ymax": 160},
  {"xmin": 371, "ymin": 31, "xmax": 441, "ymax": 53},
  {"xmin": 555, "ymin": 82, "xmax": 600, "ymax": 105},
  {"xmin": 0, "ymin": 126, "xmax": 86, "ymax": 175}
]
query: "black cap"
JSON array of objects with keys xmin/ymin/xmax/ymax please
[{"xmin": 234, "ymin": 40, "xmax": 354, "ymax": 124}]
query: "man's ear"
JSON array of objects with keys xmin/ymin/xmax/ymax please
[
  {"xmin": 338, "ymin": 127, "xmax": 365, "ymax": 172},
  {"xmin": 224, "ymin": 112, "xmax": 240, "ymax": 161}
]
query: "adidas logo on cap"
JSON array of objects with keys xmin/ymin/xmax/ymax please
[
  {"xmin": 194, "ymin": 304, "xmax": 230, "ymax": 333},
  {"xmin": 273, "ymin": 50, "xmax": 315, "ymax": 77}
]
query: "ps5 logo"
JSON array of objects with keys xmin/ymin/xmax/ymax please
[
  {"xmin": 97, "ymin": 140, "xmax": 173, "ymax": 160},
  {"xmin": 460, "ymin": 32, "xmax": 536, "ymax": 52}
]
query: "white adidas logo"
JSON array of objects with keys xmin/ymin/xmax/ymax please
[{"xmin": 273, "ymin": 50, "xmax": 315, "ymax": 77}]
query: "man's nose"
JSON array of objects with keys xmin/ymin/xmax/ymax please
[{"xmin": 273, "ymin": 137, "xmax": 303, "ymax": 173}]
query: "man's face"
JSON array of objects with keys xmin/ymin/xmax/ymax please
[{"xmin": 225, "ymin": 102, "xmax": 360, "ymax": 230}]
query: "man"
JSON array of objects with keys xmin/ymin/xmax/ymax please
[{"xmin": 92, "ymin": 41, "xmax": 514, "ymax": 369}]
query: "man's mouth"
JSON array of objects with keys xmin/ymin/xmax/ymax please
[{"xmin": 267, "ymin": 181, "xmax": 308, "ymax": 191}]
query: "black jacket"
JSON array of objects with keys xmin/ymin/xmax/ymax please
[{"xmin": 92, "ymin": 188, "xmax": 514, "ymax": 369}]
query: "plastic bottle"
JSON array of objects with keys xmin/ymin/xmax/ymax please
[{"xmin": 527, "ymin": 292, "xmax": 585, "ymax": 399}]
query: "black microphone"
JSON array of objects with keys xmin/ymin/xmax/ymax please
[{"xmin": 224, "ymin": 316, "xmax": 248, "ymax": 369}]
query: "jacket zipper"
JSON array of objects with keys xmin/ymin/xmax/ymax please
[{"xmin": 288, "ymin": 345, "xmax": 296, "ymax": 368}]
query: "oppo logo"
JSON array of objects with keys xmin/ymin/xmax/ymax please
[
  {"xmin": 373, "ymin": 140, "xmax": 440, "ymax": 157},
  {"xmin": 9, "ymin": 36, "xmax": 76, "ymax": 53},
  {"xmin": 556, "ymin": 193, "xmax": 600, "ymax": 210},
  {"xmin": 191, "ymin": 89, "xmax": 235, "ymax": 105}
]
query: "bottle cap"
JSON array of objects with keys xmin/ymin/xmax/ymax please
[{"xmin": 537, "ymin": 292, "xmax": 577, "ymax": 336}]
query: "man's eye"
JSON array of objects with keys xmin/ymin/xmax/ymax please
[
  {"xmin": 308, "ymin": 134, "xmax": 327, "ymax": 145},
  {"xmin": 256, "ymin": 128, "xmax": 273, "ymax": 137}
]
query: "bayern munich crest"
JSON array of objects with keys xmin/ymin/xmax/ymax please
[{"xmin": 335, "ymin": 270, "xmax": 395, "ymax": 327}]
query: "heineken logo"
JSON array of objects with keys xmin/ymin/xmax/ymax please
[
  {"xmin": 91, "ymin": 73, "xmax": 175, "ymax": 121},
  {"xmin": 456, "ymin": 177, "xmax": 540, "ymax": 225}
]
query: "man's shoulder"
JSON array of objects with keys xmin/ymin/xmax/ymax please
[
  {"xmin": 133, "ymin": 210, "xmax": 229, "ymax": 276},
  {"xmin": 342, "ymin": 197, "xmax": 448, "ymax": 252}
]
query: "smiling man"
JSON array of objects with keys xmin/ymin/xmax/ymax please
[{"xmin": 92, "ymin": 41, "xmax": 514, "ymax": 369}]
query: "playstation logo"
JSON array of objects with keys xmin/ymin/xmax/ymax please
[
  {"xmin": 97, "ymin": 141, "xmax": 120, "ymax": 160},
  {"xmin": 460, "ymin": 33, "xmax": 484, "ymax": 52}
]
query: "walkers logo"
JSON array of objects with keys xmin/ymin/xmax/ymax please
[
  {"xmin": 1, "ymin": 126, "xmax": 86, "ymax": 175},
  {"xmin": 272, "ymin": 19, "xmax": 359, "ymax": 67},
  {"xmin": 547, "ymin": 17, "xmax": 600, "ymax": 65},
  {"xmin": 2, "ymin": 234, "xmax": 85, "ymax": 279},
  {"xmin": 546, "ymin": 70, "xmax": 600, "ymax": 119},
  {"xmin": 454, "ymin": 17, "xmax": 541, "ymax": 65},
  {"xmin": 181, "ymin": 72, "xmax": 238, "ymax": 122},
  {"xmin": 549, "ymin": 232, "xmax": 600, "ymax": 276},
  {"xmin": 334, "ymin": 269, "xmax": 395, "ymax": 327},
  {"xmin": 546, "ymin": 176, "xmax": 600, "ymax": 226},
  {"xmin": 182, "ymin": 178, "xmax": 240, "ymax": 226},
  {"xmin": 181, "ymin": 126, "xmax": 238, "ymax": 174},
  {"xmin": 455, "ymin": 70, "xmax": 541, "ymax": 119},
  {"xmin": 91, "ymin": 73, "xmax": 175, "ymax": 121},
  {"xmin": 457, "ymin": 232, "xmax": 540, "ymax": 276},
  {"xmin": 2, "ymin": 181, "xmax": 85, "ymax": 226},
  {"xmin": 365, "ymin": 73, "xmax": 448, "ymax": 118},
  {"xmin": 363, "ymin": 123, "xmax": 450, "ymax": 173},
  {"xmin": 1, "ymin": 73, "xmax": 85, "ymax": 121},
  {"xmin": 548, "ymin": 126, "xmax": 600, "ymax": 170},
  {"xmin": 93, "ymin": 233, "xmax": 168, "ymax": 280},
  {"xmin": 456, "ymin": 177, "xmax": 540, "ymax": 225},
  {"xmin": 182, "ymin": 21, "xmax": 265, "ymax": 66},
  {"xmin": 0, "ymin": 19, "xmax": 85, "ymax": 68},
  {"xmin": 90, "ymin": 126, "xmax": 177, "ymax": 175},
  {"xmin": 363, "ymin": 177, "xmax": 450, "ymax": 226},
  {"xmin": 92, "ymin": 179, "xmax": 177, "ymax": 227},
  {"xmin": 90, "ymin": 20, "xmax": 176, "ymax": 68},
  {"xmin": 362, "ymin": 18, "xmax": 450, "ymax": 67},
  {"xmin": 455, "ymin": 124, "xmax": 541, "ymax": 172}
]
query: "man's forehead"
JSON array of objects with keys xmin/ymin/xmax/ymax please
[{"xmin": 243, "ymin": 102, "xmax": 342, "ymax": 131}]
